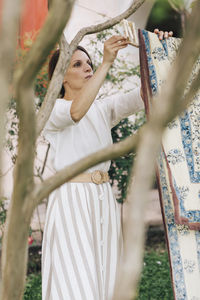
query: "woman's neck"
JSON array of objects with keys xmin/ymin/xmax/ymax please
[{"xmin": 63, "ymin": 89, "xmax": 80, "ymax": 101}]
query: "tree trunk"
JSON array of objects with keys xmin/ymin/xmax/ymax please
[{"xmin": 0, "ymin": 202, "xmax": 31, "ymax": 300}]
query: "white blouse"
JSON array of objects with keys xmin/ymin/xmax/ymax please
[{"xmin": 43, "ymin": 87, "xmax": 144, "ymax": 173}]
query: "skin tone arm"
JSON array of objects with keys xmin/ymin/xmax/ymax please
[{"xmin": 69, "ymin": 36, "xmax": 129, "ymax": 122}]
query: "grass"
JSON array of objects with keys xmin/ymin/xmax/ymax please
[
  {"xmin": 137, "ymin": 250, "xmax": 173, "ymax": 300},
  {"xmin": 24, "ymin": 227, "xmax": 174, "ymax": 299}
]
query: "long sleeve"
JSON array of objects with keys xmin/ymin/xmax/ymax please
[{"xmin": 99, "ymin": 87, "xmax": 144, "ymax": 128}]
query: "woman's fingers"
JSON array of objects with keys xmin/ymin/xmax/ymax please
[
  {"xmin": 111, "ymin": 39, "xmax": 129, "ymax": 47},
  {"xmin": 105, "ymin": 35, "xmax": 127, "ymax": 45},
  {"xmin": 154, "ymin": 28, "xmax": 173, "ymax": 40},
  {"xmin": 164, "ymin": 31, "xmax": 168, "ymax": 38},
  {"xmin": 154, "ymin": 28, "xmax": 159, "ymax": 34},
  {"xmin": 158, "ymin": 30, "xmax": 164, "ymax": 40},
  {"xmin": 111, "ymin": 42, "xmax": 129, "ymax": 51},
  {"xmin": 104, "ymin": 37, "xmax": 128, "ymax": 54},
  {"xmin": 103, "ymin": 35, "xmax": 129, "ymax": 64},
  {"xmin": 109, "ymin": 40, "xmax": 129, "ymax": 54},
  {"xmin": 112, "ymin": 45, "xmax": 128, "ymax": 52}
]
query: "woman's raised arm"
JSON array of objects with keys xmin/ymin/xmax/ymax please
[{"xmin": 70, "ymin": 36, "xmax": 129, "ymax": 122}]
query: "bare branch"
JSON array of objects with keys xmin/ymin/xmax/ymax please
[
  {"xmin": 71, "ymin": 0, "xmax": 146, "ymax": 46},
  {"xmin": 36, "ymin": 34, "xmax": 72, "ymax": 136},
  {"xmin": 30, "ymin": 133, "xmax": 139, "ymax": 207},
  {"xmin": 113, "ymin": 3, "xmax": 200, "ymax": 299}
]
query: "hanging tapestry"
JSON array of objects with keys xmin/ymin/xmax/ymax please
[{"xmin": 139, "ymin": 29, "xmax": 200, "ymax": 300}]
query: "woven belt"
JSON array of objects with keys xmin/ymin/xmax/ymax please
[{"xmin": 69, "ymin": 170, "xmax": 109, "ymax": 184}]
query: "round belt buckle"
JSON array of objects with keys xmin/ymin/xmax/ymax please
[{"xmin": 91, "ymin": 171, "xmax": 104, "ymax": 184}]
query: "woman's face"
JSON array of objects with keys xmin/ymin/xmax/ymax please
[{"xmin": 63, "ymin": 49, "xmax": 93, "ymax": 91}]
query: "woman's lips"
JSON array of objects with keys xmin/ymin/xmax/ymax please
[{"xmin": 85, "ymin": 75, "xmax": 92, "ymax": 79}]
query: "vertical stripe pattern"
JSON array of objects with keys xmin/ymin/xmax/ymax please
[{"xmin": 42, "ymin": 182, "xmax": 123, "ymax": 300}]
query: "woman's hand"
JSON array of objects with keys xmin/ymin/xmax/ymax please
[
  {"xmin": 103, "ymin": 36, "xmax": 129, "ymax": 65},
  {"xmin": 154, "ymin": 29, "xmax": 173, "ymax": 40}
]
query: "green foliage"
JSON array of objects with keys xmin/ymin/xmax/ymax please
[
  {"xmin": 149, "ymin": 0, "xmax": 172, "ymax": 23},
  {"xmin": 24, "ymin": 274, "xmax": 42, "ymax": 300},
  {"xmin": 34, "ymin": 67, "xmax": 49, "ymax": 107},
  {"xmin": 109, "ymin": 112, "xmax": 146, "ymax": 203},
  {"xmin": 137, "ymin": 251, "xmax": 173, "ymax": 300}
]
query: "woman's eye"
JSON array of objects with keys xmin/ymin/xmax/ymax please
[{"xmin": 74, "ymin": 61, "xmax": 81, "ymax": 67}]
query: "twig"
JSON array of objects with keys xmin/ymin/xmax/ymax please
[{"xmin": 41, "ymin": 143, "xmax": 50, "ymax": 175}]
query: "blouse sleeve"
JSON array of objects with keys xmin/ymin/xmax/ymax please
[
  {"xmin": 100, "ymin": 87, "xmax": 144, "ymax": 128},
  {"xmin": 44, "ymin": 99, "xmax": 78, "ymax": 132}
]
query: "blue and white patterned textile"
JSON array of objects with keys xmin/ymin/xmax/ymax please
[{"xmin": 139, "ymin": 29, "xmax": 200, "ymax": 300}]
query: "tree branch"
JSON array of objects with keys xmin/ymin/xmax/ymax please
[
  {"xmin": 36, "ymin": 0, "xmax": 146, "ymax": 136},
  {"xmin": 113, "ymin": 2, "xmax": 200, "ymax": 299},
  {"xmin": 36, "ymin": 34, "xmax": 72, "ymax": 136},
  {"xmin": 70, "ymin": 0, "xmax": 146, "ymax": 46},
  {"xmin": 0, "ymin": 0, "xmax": 23, "ymax": 193},
  {"xmin": 30, "ymin": 133, "xmax": 139, "ymax": 207}
]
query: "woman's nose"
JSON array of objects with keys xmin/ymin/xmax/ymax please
[{"xmin": 84, "ymin": 63, "xmax": 92, "ymax": 72}]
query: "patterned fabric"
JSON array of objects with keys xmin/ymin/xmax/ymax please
[{"xmin": 139, "ymin": 29, "xmax": 200, "ymax": 300}]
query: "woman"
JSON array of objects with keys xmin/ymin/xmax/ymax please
[{"xmin": 42, "ymin": 30, "xmax": 172, "ymax": 300}]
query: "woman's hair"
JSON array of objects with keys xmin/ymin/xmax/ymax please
[{"xmin": 48, "ymin": 46, "xmax": 93, "ymax": 98}]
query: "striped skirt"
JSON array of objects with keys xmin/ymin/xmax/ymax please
[{"xmin": 42, "ymin": 182, "xmax": 123, "ymax": 300}]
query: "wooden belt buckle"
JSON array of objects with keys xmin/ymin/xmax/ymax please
[{"xmin": 91, "ymin": 170, "xmax": 104, "ymax": 184}]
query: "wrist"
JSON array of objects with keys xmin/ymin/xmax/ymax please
[{"xmin": 101, "ymin": 60, "xmax": 112, "ymax": 69}]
